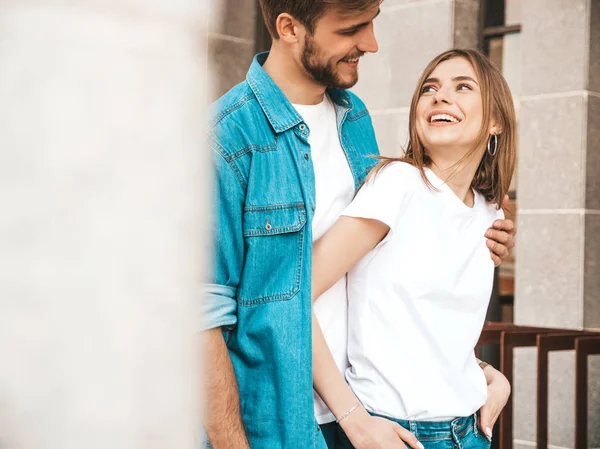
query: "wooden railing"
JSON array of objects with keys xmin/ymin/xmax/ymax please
[{"xmin": 476, "ymin": 322, "xmax": 600, "ymax": 449}]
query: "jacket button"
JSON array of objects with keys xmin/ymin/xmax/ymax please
[
  {"xmin": 304, "ymin": 153, "xmax": 309, "ymax": 160},
  {"xmin": 299, "ymin": 124, "xmax": 306, "ymax": 131}
]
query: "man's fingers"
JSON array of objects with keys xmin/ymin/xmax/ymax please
[
  {"xmin": 486, "ymin": 228, "xmax": 510, "ymax": 245},
  {"xmin": 489, "ymin": 251, "xmax": 501, "ymax": 267},
  {"xmin": 486, "ymin": 227, "xmax": 516, "ymax": 250},
  {"xmin": 492, "ymin": 218, "xmax": 515, "ymax": 234},
  {"xmin": 395, "ymin": 425, "xmax": 424, "ymax": 449},
  {"xmin": 487, "ymin": 239, "xmax": 509, "ymax": 259}
]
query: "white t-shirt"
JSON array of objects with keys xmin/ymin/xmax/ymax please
[
  {"xmin": 292, "ymin": 95, "xmax": 355, "ymax": 424},
  {"xmin": 342, "ymin": 161, "xmax": 504, "ymax": 421}
]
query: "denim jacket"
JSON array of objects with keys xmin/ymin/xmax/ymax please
[{"xmin": 203, "ymin": 52, "xmax": 379, "ymax": 448}]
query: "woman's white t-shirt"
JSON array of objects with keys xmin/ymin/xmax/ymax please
[{"xmin": 342, "ymin": 161, "xmax": 504, "ymax": 421}]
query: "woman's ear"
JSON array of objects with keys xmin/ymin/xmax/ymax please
[
  {"xmin": 275, "ymin": 13, "xmax": 304, "ymax": 43},
  {"xmin": 489, "ymin": 117, "xmax": 503, "ymax": 136}
]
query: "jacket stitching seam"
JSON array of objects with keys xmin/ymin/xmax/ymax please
[
  {"xmin": 210, "ymin": 92, "xmax": 256, "ymax": 128},
  {"xmin": 228, "ymin": 135, "xmax": 279, "ymax": 160},
  {"xmin": 244, "ymin": 202, "xmax": 305, "ymax": 212},
  {"xmin": 212, "ymin": 141, "xmax": 247, "ymax": 190},
  {"xmin": 346, "ymin": 109, "xmax": 369, "ymax": 121}
]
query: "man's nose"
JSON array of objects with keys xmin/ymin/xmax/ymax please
[{"xmin": 358, "ymin": 26, "xmax": 379, "ymax": 53}]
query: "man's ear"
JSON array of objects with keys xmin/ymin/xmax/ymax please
[{"xmin": 275, "ymin": 13, "xmax": 304, "ymax": 43}]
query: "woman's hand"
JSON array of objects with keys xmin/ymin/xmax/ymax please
[
  {"xmin": 340, "ymin": 407, "xmax": 424, "ymax": 449},
  {"xmin": 478, "ymin": 365, "xmax": 511, "ymax": 439}
]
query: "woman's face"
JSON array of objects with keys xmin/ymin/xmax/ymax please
[{"xmin": 416, "ymin": 57, "xmax": 487, "ymax": 159}]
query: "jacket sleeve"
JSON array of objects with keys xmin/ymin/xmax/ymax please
[{"xmin": 200, "ymin": 143, "xmax": 245, "ymax": 332}]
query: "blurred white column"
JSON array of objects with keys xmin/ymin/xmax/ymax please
[{"xmin": 0, "ymin": 1, "xmax": 208, "ymax": 448}]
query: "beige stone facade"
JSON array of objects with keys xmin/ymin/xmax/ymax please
[
  {"xmin": 513, "ymin": 0, "xmax": 600, "ymax": 447},
  {"xmin": 207, "ymin": 0, "xmax": 257, "ymax": 101}
]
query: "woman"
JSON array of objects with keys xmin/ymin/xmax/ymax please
[{"xmin": 312, "ymin": 49, "xmax": 516, "ymax": 449}]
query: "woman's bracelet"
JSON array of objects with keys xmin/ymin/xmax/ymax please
[{"xmin": 336, "ymin": 402, "xmax": 362, "ymax": 423}]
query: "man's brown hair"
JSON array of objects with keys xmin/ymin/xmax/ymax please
[{"xmin": 259, "ymin": 0, "xmax": 382, "ymax": 39}]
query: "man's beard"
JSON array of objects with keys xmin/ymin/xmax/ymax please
[{"xmin": 300, "ymin": 35, "xmax": 361, "ymax": 89}]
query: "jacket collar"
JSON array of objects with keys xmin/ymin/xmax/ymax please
[{"xmin": 247, "ymin": 52, "xmax": 354, "ymax": 133}]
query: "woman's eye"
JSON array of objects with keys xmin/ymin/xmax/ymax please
[
  {"xmin": 457, "ymin": 83, "xmax": 473, "ymax": 91},
  {"xmin": 421, "ymin": 85, "xmax": 436, "ymax": 94}
]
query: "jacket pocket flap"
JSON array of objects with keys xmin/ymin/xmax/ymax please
[{"xmin": 243, "ymin": 203, "xmax": 307, "ymax": 237}]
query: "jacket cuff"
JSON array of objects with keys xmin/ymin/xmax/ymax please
[{"xmin": 200, "ymin": 284, "xmax": 237, "ymax": 331}]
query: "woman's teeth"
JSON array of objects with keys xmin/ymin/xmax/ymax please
[{"xmin": 430, "ymin": 113, "xmax": 460, "ymax": 123}]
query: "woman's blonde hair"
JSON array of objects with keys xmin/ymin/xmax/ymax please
[{"xmin": 369, "ymin": 48, "xmax": 517, "ymax": 207}]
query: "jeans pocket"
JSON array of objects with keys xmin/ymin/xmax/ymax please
[{"xmin": 467, "ymin": 430, "xmax": 492, "ymax": 449}]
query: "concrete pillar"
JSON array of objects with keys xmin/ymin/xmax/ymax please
[
  {"xmin": 0, "ymin": 1, "xmax": 208, "ymax": 448},
  {"xmin": 514, "ymin": 0, "xmax": 600, "ymax": 447}
]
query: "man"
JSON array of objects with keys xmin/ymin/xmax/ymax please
[{"xmin": 202, "ymin": 1, "xmax": 515, "ymax": 448}]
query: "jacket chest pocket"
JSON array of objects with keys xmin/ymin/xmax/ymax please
[{"xmin": 238, "ymin": 203, "xmax": 307, "ymax": 306}]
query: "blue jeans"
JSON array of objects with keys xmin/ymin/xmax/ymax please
[
  {"xmin": 320, "ymin": 421, "xmax": 340, "ymax": 449},
  {"xmin": 337, "ymin": 413, "xmax": 491, "ymax": 449}
]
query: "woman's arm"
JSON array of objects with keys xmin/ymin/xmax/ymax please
[
  {"xmin": 312, "ymin": 312, "xmax": 368, "ymax": 425},
  {"xmin": 311, "ymin": 214, "xmax": 388, "ymax": 418},
  {"xmin": 311, "ymin": 216, "xmax": 389, "ymax": 302},
  {"xmin": 313, "ymin": 311, "xmax": 422, "ymax": 449},
  {"xmin": 312, "ymin": 215, "xmax": 423, "ymax": 449}
]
